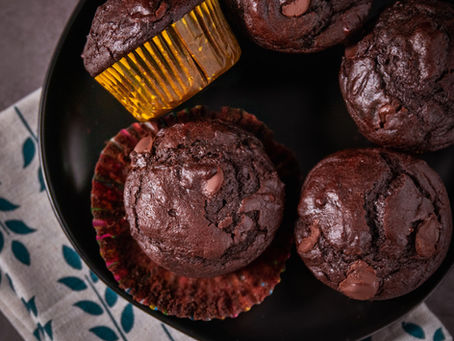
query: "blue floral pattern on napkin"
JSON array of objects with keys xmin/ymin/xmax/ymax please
[{"xmin": 0, "ymin": 92, "xmax": 187, "ymax": 341}]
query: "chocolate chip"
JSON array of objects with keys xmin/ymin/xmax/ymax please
[
  {"xmin": 203, "ymin": 167, "xmax": 224, "ymax": 196},
  {"xmin": 377, "ymin": 104, "xmax": 395, "ymax": 127},
  {"xmin": 377, "ymin": 100, "xmax": 406, "ymax": 128},
  {"xmin": 131, "ymin": 135, "xmax": 155, "ymax": 169},
  {"xmin": 338, "ymin": 260, "xmax": 379, "ymax": 300},
  {"xmin": 239, "ymin": 193, "xmax": 276, "ymax": 213},
  {"xmin": 297, "ymin": 222, "xmax": 320, "ymax": 253},
  {"xmin": 281, "ymin": 0, "xmax": 311, "ymax": 17},
  {"xmin": 134, "ymin": 136, "xmax": 154, "ymax": 153},
  {"xmin": 415, "ymin": 214, "xmax": 440, "ymax": 258}
]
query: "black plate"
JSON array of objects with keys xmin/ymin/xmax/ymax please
[{"xmin": 39, "ymin": 1, "xmax": 454, "ymax": 340}]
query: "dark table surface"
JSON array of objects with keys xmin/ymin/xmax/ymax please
[{"xmin": 0, "ymin": 0, "xmax": 453, "ymax": 340}]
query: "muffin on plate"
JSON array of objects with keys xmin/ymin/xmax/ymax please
[
  {"xmin": 124, "ymin": 118, "xmax": 285, "ymax": 278},
  {"xmin": 295, "ymin": 148, "xmax": 452, "ymax": 300},
  {"xmin": 225, "ymin": 0, "xmax": 378, "ymax": 53},
  {"xmin": 340, "ymin": 0, "xmax": 454, "ymax": 152},
  {"xmin": 82, "ymin": 0, "xmax": 241, "ymax": 121},
  {"xmin": 91, "ymin": 106, "xmax": 299, "ymax": 319}
]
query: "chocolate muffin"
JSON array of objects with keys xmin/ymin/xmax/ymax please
[
  {"xmin": 92, "ymin": 106, "xmax": 298, "ymax": 319},
  {"xmin": 226, "ymin": 0, "xmax": 376, "ymax": 53},
  {"xmin": 82, "ymin": 0, "xmax": 202, "ymax": 77},
  {"xmin": 81, "ymin": 0, "xmax": 241, "ymax": 120},
  {"xmin": 340, "ymin": 0, "xmax": 454, "ymax": 152},
  {"xmin": 295, "ymin": 148, "xmax": 452, "ymax": 300},
  {"xmin": 124, "ymin": 119, "xmax": 285, "ymax": 278}
]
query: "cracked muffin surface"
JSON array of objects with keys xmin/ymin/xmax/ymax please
[
  {"xmin": 295, "ymin": 148, "xmax": 452, "ymax": 300},
  {"xmin": 124, "ymin": 119, "xmax": 285, "ymax": 278},
  {"xmin": 340, "ymin": 0, "xmax": 454, "ymax": 152},
  {"xmin": 81, "ymin": 0, "xmax": 203, "ymax": 77}
]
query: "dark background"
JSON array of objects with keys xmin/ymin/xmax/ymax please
[{"xmin": 0, "ymin": 0, "xmax": 453, "ymax": 340}]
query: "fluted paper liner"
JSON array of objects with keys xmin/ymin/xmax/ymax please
[
  {"xmin": 95, "ymin": 0, "xmax": 241, "ymax": 121},
  {"xmin": 91, "ymin": 106, "xmax": 300, "ymax": 320}
]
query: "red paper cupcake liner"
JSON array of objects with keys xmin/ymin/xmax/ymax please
[{"xmin": 91, "ymin": 106, "xmax": 300, "ymax": 320}]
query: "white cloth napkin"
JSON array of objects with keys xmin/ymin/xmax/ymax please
[{"xmin": 0, "ymin": 90, "xmax": 451, "ymax": 341}]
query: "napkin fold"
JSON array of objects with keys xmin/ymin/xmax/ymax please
[{"xmin": 0, "ymin": 90, "xmax": 451, "ymax": 341}]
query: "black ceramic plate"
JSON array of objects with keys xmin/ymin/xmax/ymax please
[{"xmin": 39, "ymin": 1, "xmax": 454, "ymax": 340}]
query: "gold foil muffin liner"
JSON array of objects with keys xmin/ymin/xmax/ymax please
[
  {"xmin": 91, "ymin": 106, "xmax": 300, "ymax": 320},
  {"xmin": 95, "ymin": 0, "xmax": 241, "ymax": 121}
]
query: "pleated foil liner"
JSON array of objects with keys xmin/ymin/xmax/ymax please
[
  {"xmin": 91, "ymin": 106, "xmax": 300, "ymax": 320},
  {"xmin": 95, "ymin": 0, "xmax": 241, "ymax": 121}
]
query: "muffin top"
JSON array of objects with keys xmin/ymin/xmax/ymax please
[
  {"xmin": 295, "ymin": 148, "xmax": 452, "ymax": 300},
  {"xmin": 82, "ymin": 0, "xmax": 203, "ymax": 77},
  {"xmin": 227, "ymin": 0, "xmax": 375, "ymax": 53},
  {"xmin": 340, "ymin": 0, "xmax": 454, "ymax": 152},
  {"xmin": 124, "ymin": 119, "xmax": 285, "ymax": 278}
]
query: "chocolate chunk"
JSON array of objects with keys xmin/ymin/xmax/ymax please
[
  {"xmin": 131, "ymin": 135, "xmax": 156, "ymax": 169},
  {"xmin": 281, "ymin": 0, "xmax": 311, "ymax": 18},
  {"xmin": 297, "ymin": 222, "xmax": 320, "ymax": 254},
  {"xmin": 134, "ymin": 136, "xmax": 154, "ymax": 153},
  {"xmin": 203, "ymin": 167, "xmax": 224, "ymax": 197},
  {"xmin": 416, "ymin": 214, "xmax": 440, "ymax": 258},
  {"xmin": 338, "ymin": 260, "xmax": 379, "ymax": 300}
]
